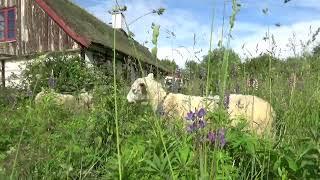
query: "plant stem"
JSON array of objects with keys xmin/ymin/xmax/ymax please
[
  {"xmin": 205, "ymin": 0, "xmax": 216, "ymax": 99},
  {"xmin": 10, "ymin": 123, "xmax": 26, "ymax": 180},
  {"xmin": 113, "ymin": 25, "xmax": 122, "ymax": 180}
]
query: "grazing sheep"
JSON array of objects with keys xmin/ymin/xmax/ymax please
[
  {"xmin": 127, "ymin": 73, "xmax": 219, "ymax": 118},
  {"xmin": 225, "ymin": 93, "xmax": 275, "ymax": 135},
  {"xmin": 35, "ymin": 88, "xmax": 93, "ymax": 111},
  {"xmin": 78, "ymin": 91, "xmax": 94, "ymax": 109},
  {"xmin": 35, "ymin": 89, "xmax": 76, "ymax": 107},
  {"xmin": 127, "ymin": 73, "xmax": 275, "ymax": 136}
]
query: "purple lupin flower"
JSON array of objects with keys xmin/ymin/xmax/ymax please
[
  {"xmin": 208, "ymin": 128, "xmax": 227, "ymax": 148},
  {"xmin": 186, "ymin": 122, "xmax": 197, "ymax": 133},
  {"xmin": 186, "ymin": 111, "xmax": 196, "ymax": 121},
  {"xmin": 48, "ymin": 77, "xmax": 56, "ymax": 89},
  {"xmin": 218, "ymin": 128, "xmax": 226, "ymax": 148},
  {"xmin": 185, "ymin": 108, "xmax": 207, "ymax": 133},
  {"xmin": 197, "ymin": 108, "xmax": 206, "ymax": 118},
  {"xmin": 48, "ymin": 69, "xmax": 56, "ymax": 89},
  {"xmin": 199, "ymin": 120, "xmax": 206, "ymax": 129},
  {"xmin": 208, "ymin": 131, "xmax": 216, "ymax": 144}
]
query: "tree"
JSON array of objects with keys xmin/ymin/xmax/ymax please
[
  {"xmin": 180, "ymin": 47, "xmax": 242, "ymax": 95},
  {"xmin": 243, "ymin": 53, "xmax": 281, "ymax": 78},
  {"xmin": 159, "ymin": 58, "xmax": 178, "ymax": 73},
  {"xmin": 201, "ymin": 47, "xmax": 241, "ymax": 94},
  {"xmin": 312, "ymin": 44, "xmax": 320, "ymax": 56},
  {"xmin": 202, "ymin": 47, "xmax": 241, "ymax": 66}
]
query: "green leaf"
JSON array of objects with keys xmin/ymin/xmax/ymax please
[
  {"xmin": 245, "ymin": 141, "xmax": 255, "ymax": 154},
  {"xmin": 152, "ymin": 24, "xmax": 160, "ymax": 45},
  {"xmin": 144, "ymin": 159, "xmax": 159, "ymax": 171},
  {"xmin": 179, "ymin": 146, "xmax": 191, "ymax": 164},
  {"xmin": 273, "ymin": 157, "xmax": 282, "ymax": 172},
  {"xmin": 285, "ymin": 156, "xmax": 298, "ymax": 171}
]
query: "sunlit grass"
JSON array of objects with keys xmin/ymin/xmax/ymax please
[{"xmin": 0, "ymin": 0, "xmax": 320, "ymax": 179}]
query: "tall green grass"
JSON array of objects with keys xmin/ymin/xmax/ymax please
[{"xmin": 1, "ymin": 0, "xmax": 320, "ymax": 179}]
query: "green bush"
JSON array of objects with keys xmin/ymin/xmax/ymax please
[{"xmin": 22, "ymin": 53, "xmax": 97, "ymax": 94}]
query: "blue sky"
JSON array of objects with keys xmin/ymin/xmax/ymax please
[{"xmin": 73, "ymin": 0, "xmax": 320, "ymax": 67}]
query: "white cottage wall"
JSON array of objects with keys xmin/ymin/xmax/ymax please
[{"xmin": 4, "ymin": 59, "xmax": 32, "ymax": 87}]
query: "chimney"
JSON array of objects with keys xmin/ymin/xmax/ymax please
[
  {"xmin": 109, "ymin": 6, "xmax": 127, "ymax": 33},
  {"xmin": 112, "ymin": 12, "xmax": 125, "ymax": 29}
]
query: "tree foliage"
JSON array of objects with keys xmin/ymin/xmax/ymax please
[
  {"xmin": 312, "ymin": 43, "xmax": 320, "ymax": 56},
  {"xmin": 159, "ymin": 59, "xmax": 178, "ymax": 73}
]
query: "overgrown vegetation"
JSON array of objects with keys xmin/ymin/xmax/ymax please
[{"xmin": 1, "ymin": 0, "xmax": 320, "ymax": 179}]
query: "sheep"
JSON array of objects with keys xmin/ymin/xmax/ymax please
[
  {"xmin": 78, "ymin": 91, "xmax": 94, "ymax": 109},
  {"xmin": 34, "ymin": 88, "xmax": 93, "ymax": 111},
  {"xmin": 127, "ymin": 73, "xmax": 219, "ymax": 118},
  {"xmin": 35, "ymin": 89, "xmax": 76, "ymax": 107},
  {"xmin": 224, "ymin": 93, "xmax": 275, "ymax": 135},
  {"xmin": 127, "ymin": 73, "xmax": 276, "ymax": 136}
]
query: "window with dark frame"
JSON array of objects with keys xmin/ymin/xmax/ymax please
[{"xmin": 0, "ymin": 7, "xmax": 16, "ymax": 42}]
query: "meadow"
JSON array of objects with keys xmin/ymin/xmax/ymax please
[{"xmin": 1, "ymin": 0, "xmax": 320, "ymax": 179}]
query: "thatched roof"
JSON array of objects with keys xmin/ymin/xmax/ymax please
[{"xmin": 37, "ymin": 0, "xmax": 168, "ymax": 72}]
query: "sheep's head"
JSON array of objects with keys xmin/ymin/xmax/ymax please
[{"xmin": 127, "ymin": 73, "xmax": 154, "ymax": 103}]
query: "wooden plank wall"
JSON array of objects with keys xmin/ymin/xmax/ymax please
[{"xmin": 0, "ymin": 0, "xmax": 80, "ymax": 57}]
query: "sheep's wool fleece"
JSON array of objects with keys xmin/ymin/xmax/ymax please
[
  {"xmin": 35, "ymin": 91, "xmax": 76, "ymax": 107},
  {"xmin": 226, "ymin": 94, "xmax": 275, "ymax": 135},
  {"xmin": 35, "ymin": 90, "xmax": 93, "ymax": 110},
  {"xmin": 161, "ymin": 93, "xmax": 219, "ymax": 118}
]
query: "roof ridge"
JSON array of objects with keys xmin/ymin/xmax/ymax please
[{"xmin": 36, "ymin": 0, "xmax": 169, "ymax": 72}]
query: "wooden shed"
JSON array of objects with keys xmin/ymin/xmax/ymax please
[{"xmin": 0, "ymin": 0, "xmax": 168, "ymax": 88}]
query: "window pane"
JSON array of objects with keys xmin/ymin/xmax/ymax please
[
  {"xmin": 8, "ymin": 20, "xmax": 15, "ymax": 29},
  {"xmin": 7, "ymin": 9, "xmax": 16, "ymax": 39},
  {"xmin": 0, "ymin": 31, "xmax": 4, "ymax": 39},
  {"xmin": 0, "ymin": 12, "xmax": 4, "ymax": 21},
  {"xmin": 7, "ymin": 30, "xmax": 15, "ymax": 39},
  {"xmin": 0, "ymin": 22, "xmax": 4, "ymax": 31},
  {"xmin": 8, "ymin": 9, "xmax": 15, "ymax": 20}
]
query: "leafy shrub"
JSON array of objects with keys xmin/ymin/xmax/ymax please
[{"xmin": 22, "ymin": 53, "xmax": 97, "ymax": 94}]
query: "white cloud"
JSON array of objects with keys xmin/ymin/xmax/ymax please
[
  {"xmin": 77, "ymin": 0, "xmax": 320, "ymax": 68},
  {"xmin": 83, "ymin": 0, "xmax": 215, "ymax": 67},
  {"xmin": 231, "ymin": 20, "xmax": 320, "ymax": 60}
]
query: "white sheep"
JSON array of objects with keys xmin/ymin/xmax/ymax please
[
  {"xmin": 224, "ymin": 93, "xmax": 275, "ymax": 135},
  {"xmin": 127, "ymin": 73, "xmax": 219, "ymax": 117},
  {"xmin": 78, "ymin": 91, "xmax": 94, "ymax": 109},
  {"xmin": 127, "ymin": 73, "xmax": 276, "ymax": 136},
  {"xmin": 34, "ymin": 88, "xmax": 93, "ymax": 111}
]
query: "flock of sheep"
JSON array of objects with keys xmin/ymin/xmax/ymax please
[{"xmin": 35, "ymin": 73, "xmax": 276, "ymax": 137}]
